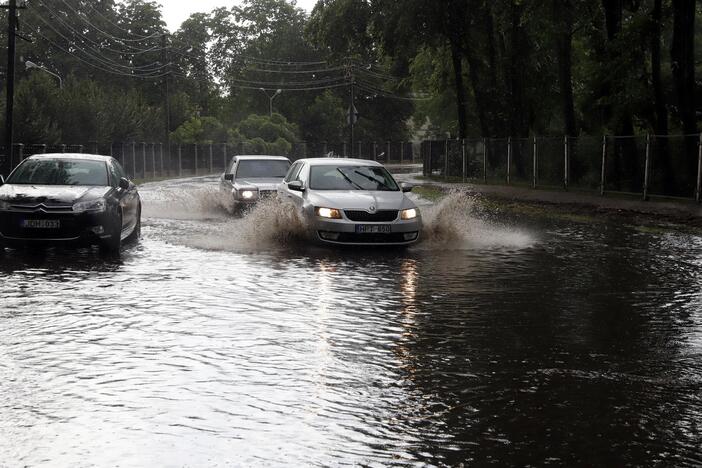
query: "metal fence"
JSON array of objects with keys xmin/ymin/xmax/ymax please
[
  {"xmin": 0, "ymin": 140, "xmax": 423, "ymax": 180},
  {"xmin": 422, "ymin": 134, "xmax": 702, "ymax": 201}
]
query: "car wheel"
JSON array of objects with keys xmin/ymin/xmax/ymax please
[
  {"xmin": 126, "ymin": 205, "xmax": 141, "ymax": 243},
  {"xmin": 100, "ymin": 211, "xmax": 122, "ymax": 254}
]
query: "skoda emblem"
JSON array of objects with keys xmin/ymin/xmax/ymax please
[{"xmin": 368, "ymin": 205, "xmax": 377, "ymax": 213}]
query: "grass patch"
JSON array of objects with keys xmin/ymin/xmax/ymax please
[{"xmin": 412, "ymin": 185, "xmax": 446, "ymax": 202}]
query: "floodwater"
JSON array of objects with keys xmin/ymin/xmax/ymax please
[{"xmin": 1, "ymin": 176, "xmax": 701, "ymax": 467}]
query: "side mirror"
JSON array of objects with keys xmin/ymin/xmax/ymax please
[
  {"xmin": 119, "ymin": 177, "xmax": 130, "ymax": 190},
  {"xmin": 288, "ymin": 180, "xmax": 305, "ymax": 192},
  {"xmin": 400, "ymin": 182, "xmax": 413, "ymax": 193},
  {"xmin": 0, "ymin": 175, "xmax": 4, "ymax": 186},
  {"xmin": 224, "ymin": 173, "xmax": 234, "ymax": 181}
]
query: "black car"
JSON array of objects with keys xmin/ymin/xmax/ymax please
[{"xmin": 0, "ymin": 154, "xmax": 141, "ymax": 253}]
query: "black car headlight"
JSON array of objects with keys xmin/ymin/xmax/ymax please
[{"xmin": 73, "ymin": 198, "xmax": 107, "ymax": 213}]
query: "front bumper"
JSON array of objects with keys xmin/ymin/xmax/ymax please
[{"xmin": 310, "ymin": 216, "xmax": 422, "ymax": 246}]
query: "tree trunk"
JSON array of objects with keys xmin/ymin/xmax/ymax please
[
  {"xmin": 450, "ymin": 42, "xmax": 468, "ymax": 139},
  {"xmin": 651, "ymin": 0, "xmax": 673, "ymax": 192},
  {"xmin": 671, "ymin": 0, "xmax": 696, "ymax": 135},
  {"xmin": 555, "ymin": 0, "xmax": 577, "ymax": 137}
]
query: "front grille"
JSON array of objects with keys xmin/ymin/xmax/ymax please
[
  {"xmin": 344, "ymin": 210, "xmax": 398, "ymax": 222},
  {"xmin": 7, "ymin": 203, "xmax": 73, "ymax": 214},
  {"xmin": 328, "ymin": 232, "xmax": 416, "ymax": 244},
  {"xmin": 259, "ymin": 190, "xmax": 277, "ymax": 199}
]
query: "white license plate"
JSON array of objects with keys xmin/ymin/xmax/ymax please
[
  {"xmin": 21, "ymin": 219, "xmax": 60, "ymax": 229},
  {"xmin": 355, "ymin": 224, "xmax": 391, "ymax": 234}
]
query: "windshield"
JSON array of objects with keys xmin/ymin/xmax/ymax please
[
  {"xmin": 236, "ymin": 160, "xmax": 290, "ymax": 178},
  {"xmin": 7, "ymin": 159, "xmax": 109, "ymax": 186},
  {"xmin": 309, "ymin": 165, "xmax": 400, "ymax": 191}
]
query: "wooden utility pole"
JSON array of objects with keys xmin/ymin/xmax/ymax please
[
  {"xmin": 161, "ymin": 33, "xmax": 171, "ymax": 169},
  {"xmin": 2, "ymin": 0, "xmax": 25, "ymax": 162}
]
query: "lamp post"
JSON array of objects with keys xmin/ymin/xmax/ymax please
[
  {"xmin": 259, "ymin": 88, "xmax": 282, "ymax": 116},
  {"xmin": 25, "ymin": 60, "xmax": 63, "ymax": 88}
]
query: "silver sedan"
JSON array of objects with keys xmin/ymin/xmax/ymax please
[{"xmin": 277, "ymin": 158, "xmax": 421, "ymax": 245}]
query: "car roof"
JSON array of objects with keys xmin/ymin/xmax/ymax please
[
  {"xmin": 26, "ymin": 153, "xmax": 113, "ymax": 162},
  {"xmin": 299, "ymin": 158, "xmax": 383, "ymax": 167},
  {"xmin": 235, "ymin": 155, "xmax": 290, "ymax": 161}
]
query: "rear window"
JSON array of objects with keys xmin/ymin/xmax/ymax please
[
  {"xmin": 236, "ymin": 160, "xmax": 290, "ymax": 178},
  {"xmin": 7, "ymin": 159, "xmax": 109, "ymax": 186}
]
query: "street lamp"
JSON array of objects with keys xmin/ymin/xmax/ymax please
[
  {"xmin": 25, "ymin": 60, "xmax": 63, "ymax": 89},
  {"xmin": 259, "ymin": 88, "xmax": 282, "ymax": 117}
]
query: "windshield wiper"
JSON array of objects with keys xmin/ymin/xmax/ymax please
[
  {"xmin": 353, "ymin": 170, "xmax": 394, "ymax": 190},
  {"xmin": 336, "ymin": 168, "xmax": 364, "ymax": 190}
]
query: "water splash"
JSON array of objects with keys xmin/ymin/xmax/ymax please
[
  {"xmin": 419, "ymin": 190, "xmax": 535, "ymax": 249},
  {"xmin": 142, "ymin": 185, "xmax": 533, "ymax": 252}
]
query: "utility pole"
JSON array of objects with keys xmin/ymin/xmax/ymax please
[
  {"xmin": 2, "ymin": 0, "xmax": 25, "ymax": 161},
  {"xmin": 345, "ymin": 61, "xmax": 358, "ymax": 158},
  {"xmin": 161, "ymin": 33, "xmax": 171, "ymax": 167}
]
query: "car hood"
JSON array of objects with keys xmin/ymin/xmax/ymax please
[
  {"xmin": 234, "ymin": 178, "xmax": 283, "ymax": 191},
  {"xmin": 0, "ymin": 184, "xmax": 111, "ymax": 205},
  {"xmin": 307, "ymin": 190, "xmax": 416, "ymax": 211}
]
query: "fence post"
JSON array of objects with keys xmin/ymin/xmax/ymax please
[
  {"xmin": 563, "ymin": 136, "xmax": 569, "ymax": 191},
  {"xmin": 507, "ymin": 137, "xmax": 512, "ymax": 184},
  {"xmin": 532, "ymin": 136, "xmax": 538, "ymax": 188},
  {"xmin": 141, "ymin": 142, "xmax": 146, "ymax": 179},
  {"xmin": 159, "ymin": 143, "xmax": 163, "ymax": 177},
  {"xmin": 483, "ymin": 138, "xmax": 487, "ymax": 183},
  {"xmin": 194, "ymin": 144, "xmax": 199, "ymax": 176},
  {"xmin": 131, "ymin": 142, "xmax": 136, "ymax": 179},
  {"xmin": 386, "ymin": 141, "xmax": 391, "ymax": 163},
  {"xmin": 444, "ymin": 139, "xmax": 449, "ymax": 179},
  {"xmin": 323, "ymin": 141, "xmax": 327, "ymax": 156},
  {"xmin": 600, "ymin": 136, "xmax": 607, "ymax": 196},
  {"xmin": 178, "ymin": 144, "xmax": 182, "ymax": 177},
  {"xmin": 643, "ymin": 134, "xmax": 651, "ymax": 201},
  {"xmin": 17, "ymin": 143, "xmax": 23, "ymax": 163},
  {"xmin": 461, "ymin": 138, "xmax": 466, "ymax": 182},
  {"xmin": 358, "ymin": 140, "xmax": 362, "ymax": 159},
  {"xmin": 60, "ymin": 144, "xmax": 66, "ymax": 153},
  {"xmin": 151, "ymin": 143, "xmax": 156, "ymax": 179},
  {"xmin": 343, "ymin": 142, "xmax": 347, "ymax": 157},
  {"xmin": 696, "ymin": 134, "xmax": 702, "ymax": 203},
  {"xmin": 209, "ymin": 143, "xmax": 213, "ymax": 174},
  {"xmin": 222, "ymin": 143, "xmax": 227, "ymax": 170}
]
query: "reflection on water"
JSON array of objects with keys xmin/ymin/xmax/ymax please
[{"xmin": 1, "ymin": 177, "xmax": 701, "ymax": 466}]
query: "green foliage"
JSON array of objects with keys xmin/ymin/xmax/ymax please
[
  {"xmin": 171, "ymin": 116, "xmax": 227, "ymax": 144},
  {"xmin": 228, "ymin": 113, "xmax": 299, "ymax": 154}
]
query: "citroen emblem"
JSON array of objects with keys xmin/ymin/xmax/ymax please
[{"xmin": 368, "ymin": 205, "xmax": 377, "ymax": 213}]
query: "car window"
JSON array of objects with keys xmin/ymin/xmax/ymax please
[
  {"xmin": 236, "ymin": 160, "xmax": 290, "ymax": 178},
  {"xmin": 108, "ymin": 159, "xmax": 127, "ymax": 187},
  {"xmin": 309, "ymin": 165, "xmax": 399, "ymax": 191},
  {"xmin": 7, "ymin": 159, "xmax": 109, "ymax": 186},
  {"xmin": 229, "ymin": 158, "xmax": 237, "ymax": 174},
  {"xmin": 285, "ymin": 162, "xmax": 303, "ymax": 182}
]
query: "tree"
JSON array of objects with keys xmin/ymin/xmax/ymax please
[{"xmin": 228, "ymin": 113, "xmax": 299, "ymax": 155}]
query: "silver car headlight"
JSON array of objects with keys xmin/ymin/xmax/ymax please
[
  {"xmin": 73, "ymin": 198, "xmax": 106, "ymax": 213},
  {"xmin": 400, "ymin": 208, "xmax": 418, "ymax": 220},
  {"xmin": 0, "ymin": 200, "xmax": 10, "ymax": 211},
  {"xmin": 315, "ymin": 207, "xmax": 342, "ymax": 219},
  {"xmin": 238, "ymin": 188, "xmax": 258, "ymax": 200}
]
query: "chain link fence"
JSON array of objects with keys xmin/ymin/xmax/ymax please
[
  {"xmin": 423, "ymin": 134, "xmax": 702, "ymax": 201},
  {"xmin": 0, "ymin": 140, "xmax": 423, "ymax": 180}
]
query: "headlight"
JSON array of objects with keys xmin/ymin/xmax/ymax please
[
  {"xmin": 0, "ymin": 200, "xmax": 10, "ymax": 211},
  {"xmin": 315, "ymin": 207, "xmax": 342, "ymax": 219},
  {"xmin": 73, "ymin": 198, "xmax": 106, "ymax": 213},
  {"xmin": 238, "ymin": 189, "xmax": 257, "ymax": 200},
  {"xmin": 400, "ymin": 208, "xmax": 418, "ymax": 220}
]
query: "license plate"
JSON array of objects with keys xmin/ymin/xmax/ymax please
[
  {"xmin": 21, "ymin": 219, "xmax": 60, "ymax": 229},
  {"xmin": 355, "ymin": 224, "xmax": 391, "ymax": 234}
]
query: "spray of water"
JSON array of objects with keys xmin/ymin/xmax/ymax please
[
  {"xmin": 419, "ymin": 189, "xmax": 534, "ymax": 249},
  {"xmin": 142, "ymin": 185, "xmax": 533, "ymax": 252}
]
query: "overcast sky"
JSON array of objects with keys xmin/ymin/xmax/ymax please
[{"xmin": 158, "ymin": 0, "xmax": 319, "ymax": 32}]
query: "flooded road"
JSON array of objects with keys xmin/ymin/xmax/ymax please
[{"xmin": 1, "ymin": 176, "xmax": 701, "ymax": 466}]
